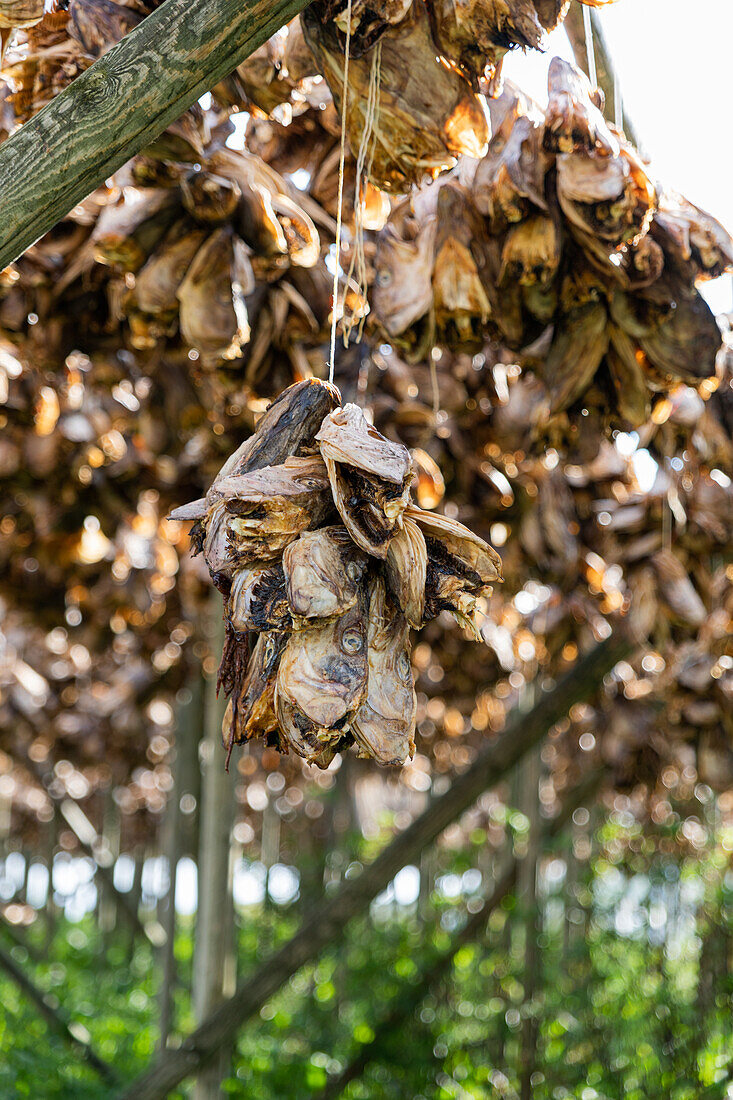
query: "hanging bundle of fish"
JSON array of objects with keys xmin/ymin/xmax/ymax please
[
  {"xmin": 170, "ymin": 379, "xmax": 502, "ymax": 769},
  {"xmin": 371, "ymin": 59, "xmax": 733, "ymax": 430}
]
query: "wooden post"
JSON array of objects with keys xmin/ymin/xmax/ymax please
[
  {"xmin": 158, "ymin": 674, "xmax": 205, "ymax": 1053},
  {"xmin": 192, "ymin": 597, "xmax": 237, "ymax": 1098},
  {"xmin": 118, "ymin": 630, "xmax": 632, "ymax": 1100},
  {"xmin": 0, "ymin": 0, "xmax": 312, "ymax": 269},
  {"xmin": 517, "ymin": 746, "xmax": 542, "ymax": 1100}
]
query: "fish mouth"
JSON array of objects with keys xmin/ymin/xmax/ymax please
[
  {"xmin": 352, "ymin": 704, "xmax": 413, "ymax": 765},
  {"xmin": 281, "ymin": 643, "xmax": 361, "ymax": 727}
]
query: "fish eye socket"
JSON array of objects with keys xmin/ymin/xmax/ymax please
[
  {"xmin": 346, "ymin": 562, "xmax": 361, "ymax": 582},
  {"xmin": 398, "ymin": 653, "xmax": 411, "ymax": 680},
  {"xmin": 341, "ymin": 629, "xmax": 363, "ymax": 655},
  {"xmin": 376, "ymin": 269, "xmax": 392, "ymax": 287}
]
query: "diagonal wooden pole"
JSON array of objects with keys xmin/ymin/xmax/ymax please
[
  {"xmin": 0, "ymin": 0, "xmax": 312, "ymax": 270},
  {"xmin": 118, "ymin": 626, "xmax": 633, "ymax": 1100}
]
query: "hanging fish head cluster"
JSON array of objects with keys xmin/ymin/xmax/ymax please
[{"xmin": 170, "ymin": 379, "xmax": 502, "ymax": 769}]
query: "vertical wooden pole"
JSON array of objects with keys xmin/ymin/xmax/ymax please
[
  {"xmin": 518, "ymin": 744, "xmax": 542, "ymax": 1100},
  {"xmin": 158, "ymin": 675, "xmax": 204, "ymax": 1052},
  {"xmin": 192, "ymin": 594, "xmax": 238, "ymax": 1097}
]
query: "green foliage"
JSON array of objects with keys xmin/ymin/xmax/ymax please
[{"xmin": 1, "ymin": 814, "xmax": 731, "ymax": 1098}]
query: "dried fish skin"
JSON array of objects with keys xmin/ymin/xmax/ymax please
[
  {"xmin": 426, "ymin": 0, "xmax": 546, "ymax": 85},
  {"xmin": 223, "ymin": 631, "xmax": 287, "ymax": 747},
  {"xmin": 176, "ymin": 228, "xmax": 252, "ymax": 365},
  {"xmin": 275, "ymin": 596, "xmax": 369, "ymax": 762},
  {"xmin": 544, "ymin": 57, "xmax": 619, "ymax": 157},
  {"xmin": 302, "ymin": 3, "xmax": 488, "ymax": 194},
  {"xmin": 317, "ymin": 403, "xmax": 414, "ymax": 556},
  {"xmin": 214, "ymin": 378, "xmax": 341, "ymax": 483},
  {"xmin": 500, "ymin": 213, "xmax": 561, "ymax": 286},
  {"xmin": 229, "ymin": 562, "xmax": 291, "ymax": 633},
  {"xmin": 372, "ymin": 200, "xmax": 437, "ymax": 341},
  {"xmin": 352, "ymin": 577, "xmax": 416, "ymax": 765},
  {"xmin": 543, "ymin": 300, "xmax": 609, "ymax": 414},
  {"xmin": 385, "ymin": 515, "xmax": 427, "ymax": 628},
  {"xmin": 283, "ymin": 525, "xmax": 369, "ymax": 623},
  {"xmin": 432, "ymin": 182, "xmax": 492, "ymax": 351},
  {"xmin": 270, "ymin": 193, "xmax": 320, "ymax": 268},
  {"xmin": 181, "ymin": 171, "xmax": 242, "ymax": 225}
]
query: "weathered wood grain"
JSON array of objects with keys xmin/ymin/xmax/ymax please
[
  {"xmin": 0, "ymin": 0, "xmax": 312, "ymax": 269},
  {"xmin": 118, "ymin": 626, "xmax": 633, "ymax": 1100}
]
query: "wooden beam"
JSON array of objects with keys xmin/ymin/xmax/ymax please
[
  {"xmin": 118, "ymin": 627, "xmax": 633, "ymax": 1100},
  {"xmin": 0, "ymin": 0, "xmax": 311, "ymax": 270}
]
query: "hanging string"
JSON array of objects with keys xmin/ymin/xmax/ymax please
[
  {"xmin": 429, "ymin": 353, "xmax": 441, "ymax": 426},
  {"xmin": 328, "ymin": 0, "xmax": 353, "ymax": 385},
  {"xmin": 583, "ymin": 4, "xmax": 597, "ymax": 91},
  {"xmin": 614, "ymin": 64, "xmax": 623, "ymax": 132},
  {"xmin": 343, "ymin": 40, "xmax": 382, "ymax": 346}
]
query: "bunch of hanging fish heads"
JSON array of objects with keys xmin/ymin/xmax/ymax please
[
  {"xmin": 371, "ymin": 58, "xmax": 733, "ymax": 427},
  {"xmin": 170, "ymin": 379, "xmax": 502, "ymax": 768},
  {"xmin": 298, "ymin": 0, "xmax": 614, "ymax": 193}
]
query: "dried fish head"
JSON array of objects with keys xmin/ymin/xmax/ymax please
[
  {"xmin": 385, "ymin": 515, "xmax": 427, "ymax": 628},
  {"xmin": 543, "ymin": 300, "xmax": 609, "ymax": 414},
  {"xmin": 176, "ymin": 228, "xmax": 253, "ymax": 365},
  {"xmin": 352, "ymin": 576, "xmax": 416, "ymax": 765},
  {"xmin": 372, "ymin": 199, "xmax": 437, "ymax": 343},
  {"xmin": 432, "ymin": 183, "xmax": 492, "ymax": 351},
  {"xmin": 426, "ymin": 0, "xmax": 546, "ymax": 84},
  {"xmin": 275, "ymin": 594, "xmax": 369, "ymax": 762},
  {"xmin": 544, "ymin": 57, "xmax": 619, "ymax": 157},
  {"xmin": 181, "ymin": 171, "xmax": 242, "ymax": 225},
  {"xmin": 473, "ymin": 106, "xmax": 548, "ymax": 229},
  {"xmin": 67, "ymin": 0, "xmax": 139, "ymax": 58},
  {"xmin": 652, "ymin": 190, "xmax": 733, "ymax": 281},
  {"xmin": 229, "ymin": 562, "xmax": 291, "ymax": 633},
  {"xmin": 208, "ymin": 456, "xmax": 333, "ymax": 570},
  {"xmin": 500, "ymin": 213, "xmax": 561, "ymax": 286},
  {"xmin": 302, "ymin": 3, "xmax": 488, "ymax": 193},
  {"xmin": 557, "ymin": 146, "xmax": 655, "ymax": 248},
  {"xmin": 283, "ymin": 525, "xmax": 369, "ymax": 622},
  {"xmin": 408, "ymin": 505, "xmax": 502, "ymax": 636},
  {"xmin": 222, "ymin": 631, "xmax": 287, "ymax": 747},
  {"xmin": 92, "ymin": 188, "xmax": 180, "ymax": 272},
  {"xmin": 638, "ymin": 287, "xmax": 722, "ymax": 385},
  {"xmin": 606, "ymin": 324, "xmax": 651, "ymax": 428},
  {"xmin": 316, "ymin": 403, "xmax": 413, "ymax": 557},
  {"xmin": 128, "ymin": 223, "xmax": 206, "ymax": 321}
]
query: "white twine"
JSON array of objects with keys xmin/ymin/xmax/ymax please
[
  {"xmin": 328, "ymin": 0, "xmax": 353, "ymax": 385},
  {"xmin": 344, "ymin": 40, "xmax": 382, "ymax": 346}
]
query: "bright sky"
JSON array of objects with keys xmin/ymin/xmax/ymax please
[{"xmin": 502, "ymin": 0, "xmax": 733, "ymax": 314}]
